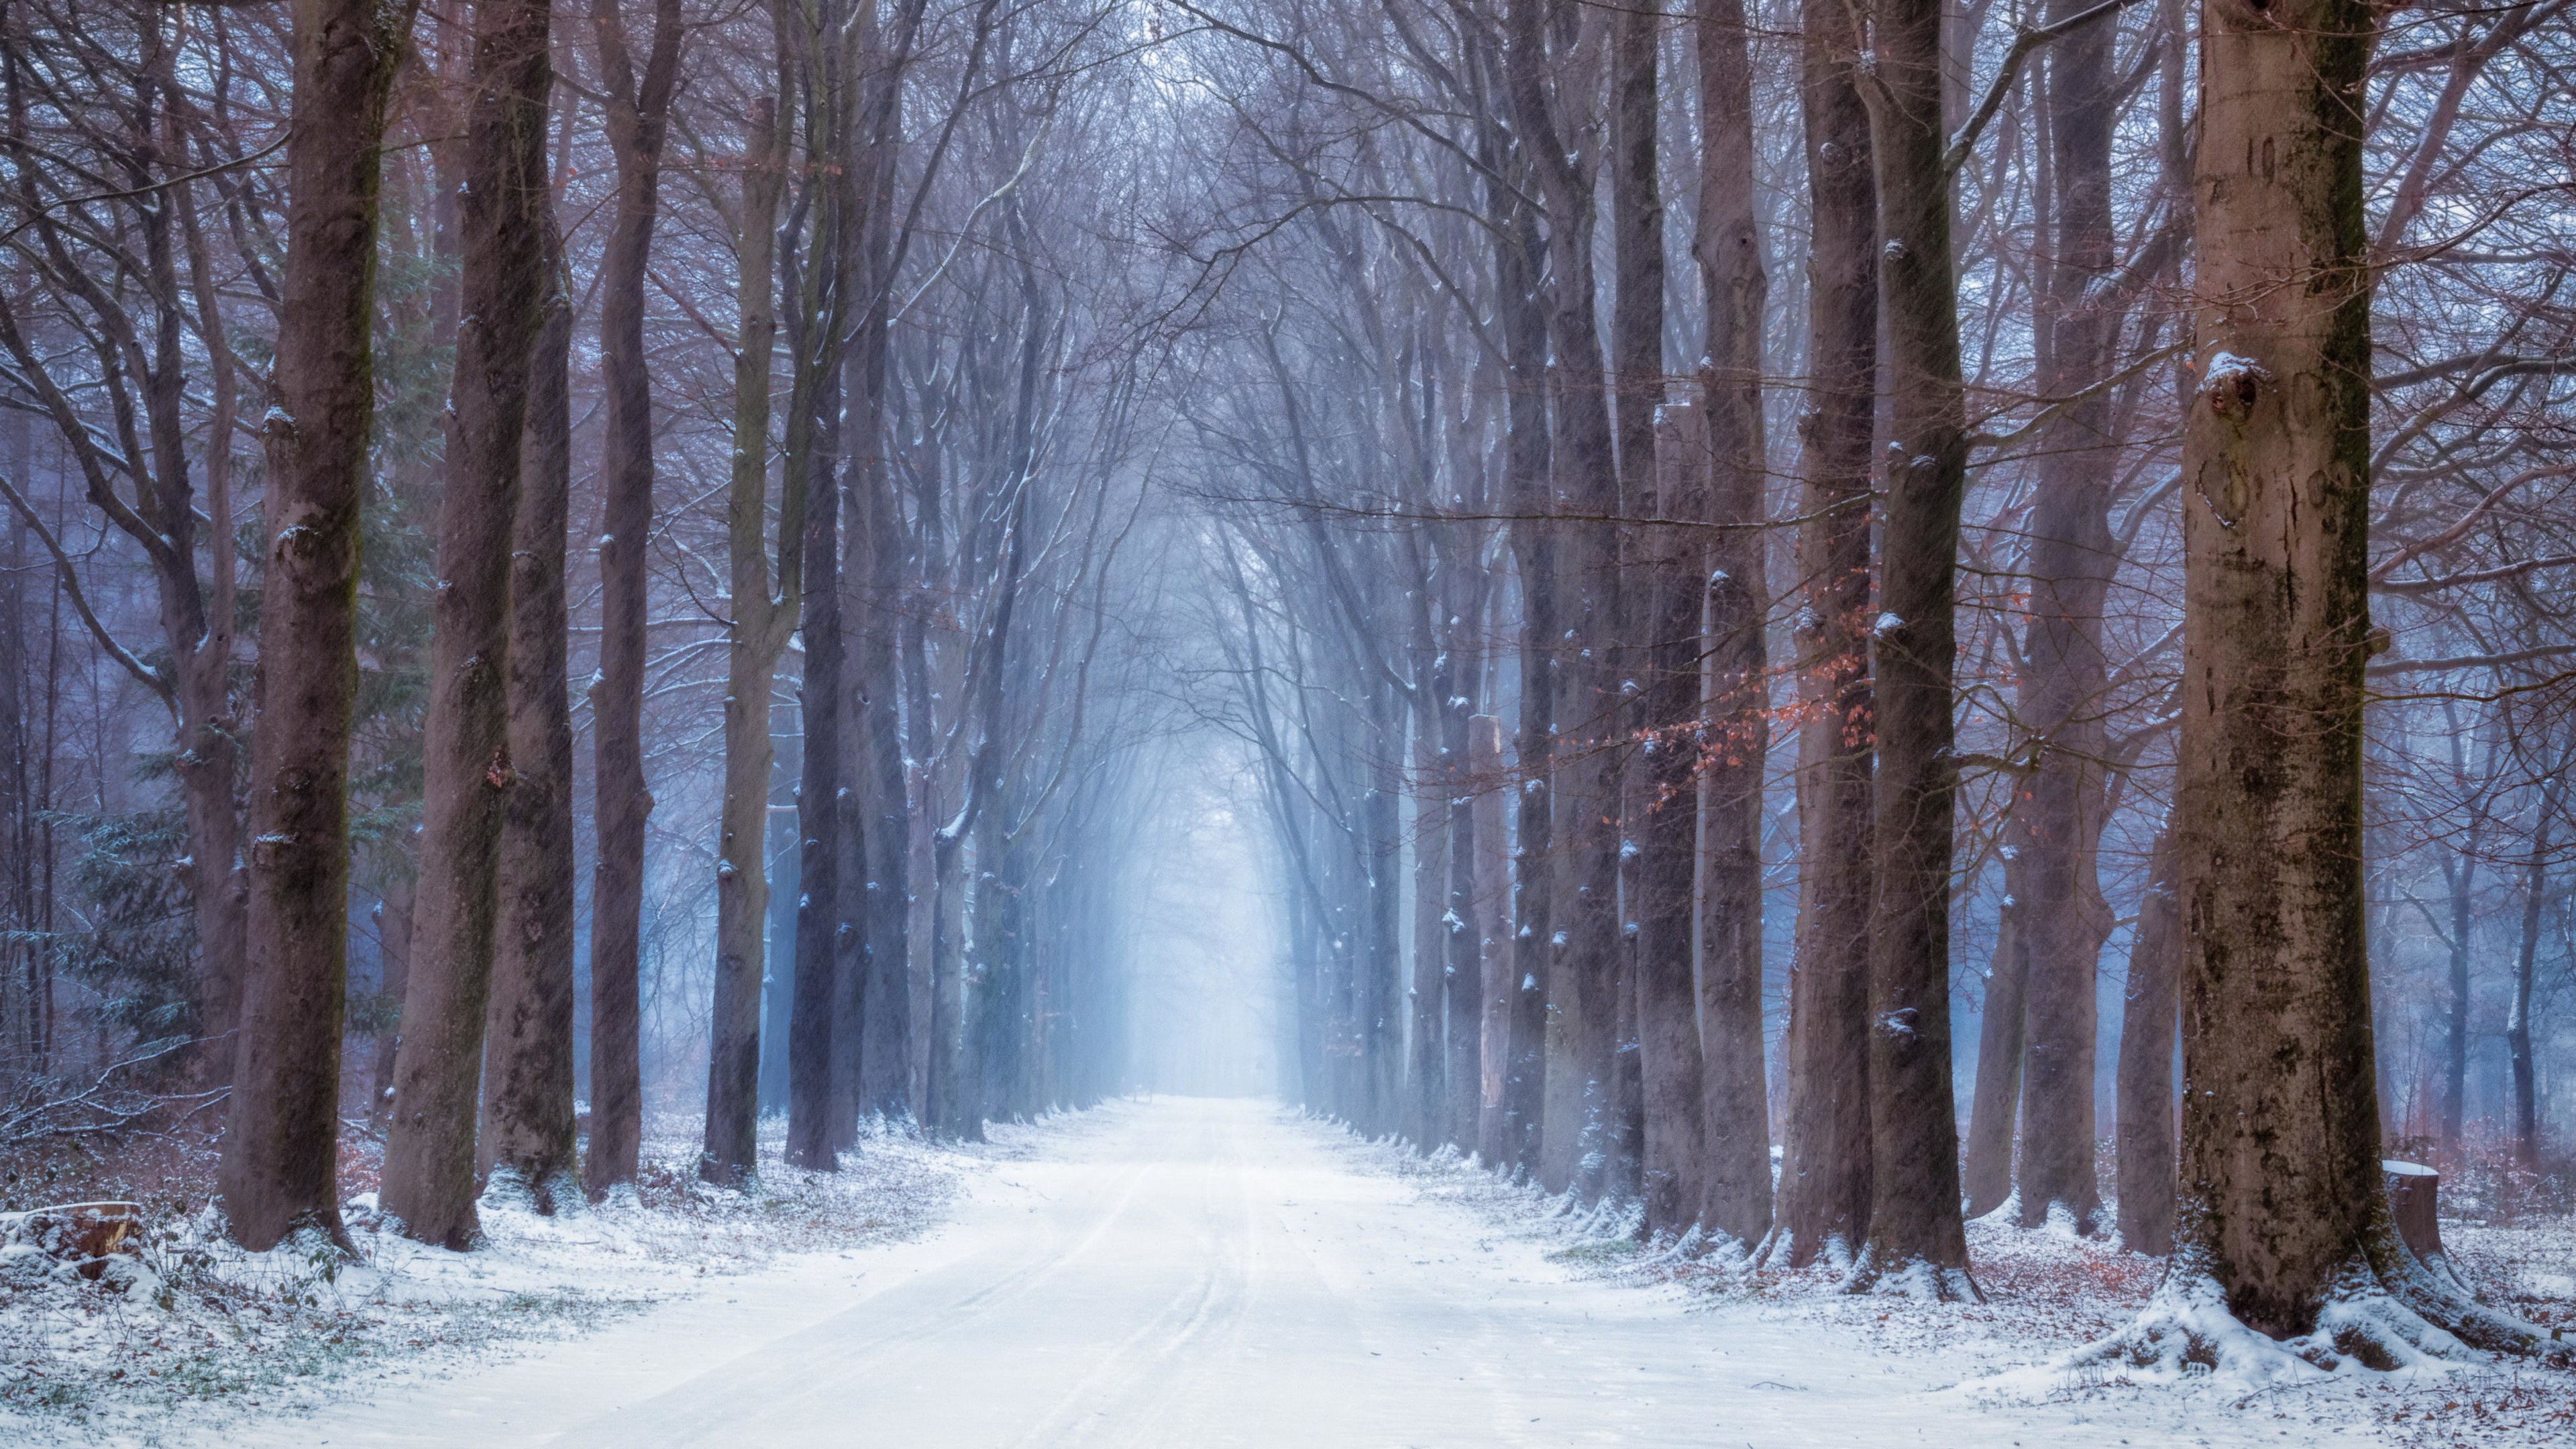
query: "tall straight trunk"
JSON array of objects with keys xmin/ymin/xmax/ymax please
[
  {"xmin": 1361, "ymin": 708, "xmax": 1407, "ymax": 1136},
  {"xmin": 1439, "ymin": 580, "xmax": 1489, "ymax": 1150},
  {"xmin": 1695, "ymin": 0, "xmax": 1774, "ymax": 1246},
  {"xmin": 851, "ymin": 421, "xmax": 913, "ymax": 1125},
  {"xmin": 1962, "ymin": 880, "xmax": 2027, "ymax": 1216},
  {"xmin": 788, "ymin": 364, "xmax": 851, "ymax": 1167},
  {"xmin": 704, "ymin": 98, "xmax": 800, "ymax": 1185},
  {"xmin": 582, "ymin": 0, "xmax": 683, "ymax": 1200},
  {"xmin": 1507, "ymin": 0, "xmax": 1619, "ymax": 1199},
  {"xmin": 479, "ymin": 219, "xmax": 578, "ymax": 1203},
  {"xmin": 849, "ymin": 0, "xmax": 930, "ymax": 1126},
  {"xmin": 1407, "ymin": 710, "xmax": 1450, "ymax": 1148},
  {"xmin": 1635, "ymin": 407, "xmax": 1708, "ymax": 1236},
  {"xmin": 1605, "ymin": 0, "xmax": 1662, "ymax": 1212},
  {"xmin": 172, "ymin": 143, "xmax": 248, "ymax": 1086},
  {"xmin": 2155, "ymin": 0, "xmax": 2517, "ymax": 1350},
  {"xmin": 2114, "ymin": 820, "xmax": 2179, "ymax": 1255},
  {"xmin": 1497, "ymin": 209, "xmax": 1555, "ymax": 1180},
  {"xmin": 1470, "ymin": 714, "xmax": 1513, "ymax": 1161},
  {"xmin": 2439, "ymin": 800, "xmax": 2479, "ymax": 1152},
  {"xmin": 1856, "ymin": 0, "xmax": 1976, "ymax": 1293},
  {"xmin": 1767, "ymin": 0, "xmax": 1877, "ymax": 1271},
  {"xmin": 787, "ymin": 3, "xmax": 862, "ymax": 1169},
  {"xmin": 380, "ymin": 0, "xmax": 552, "ymax": 1250},
  {"xmin": 220, "ymin": 0, "xmax": 418, "ymax": 1251},
  {"xmin": 2012, "ymin": 0, "xmax": 2123, "ymax": 1234},
  {"xmin": 370, "ymin": 873, "xmax": 415, "ymax": 1123},
  {"xmin": 2507, "ymin": 775, "xmax": 2556, "ymax": 1168}
]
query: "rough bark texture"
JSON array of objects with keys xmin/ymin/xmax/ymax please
[
  {"xmin": 1506, "ymin": 0, "xmax": 1618, "ymax": 1200},
  {"xmin": 787, "ymin": 375, "xmax": 850, "ymax": 1169},
  {"xmin": 1600, "ymin": 0, "xmax": 1662, "ymax": 1212},
  {"xmin": 380, "ymin": 0, "xmax": 554, "ymax": 1250},
  {"xmin": 219, "ymin": 0, "xmax": 417, "ymax": 1252},
  {"xmin": 2114, "ymin": 821, "xmax": 2179, "ymax": 1256},
  {"xmin": 479, "ymin": 222, "xmax": 579, "ymax": 1203},
  {"xmin": 1635, "ymin": 405, "xmax": 1707, "ymax": 1236},
  {"xmin": 2176, "ymin": 0, "xmax": 2381, "ymax": 1336},
  {"xmin": 704, "ymin": 99, "xmax": 798, "ymax": 1185},
  {"xmin": 1768, "ymin": 0, "xmax": 1876, "ymax": 1269},
  {"xmin": 580, "ymin": 0, "xmax": 681, "ymax": 1201},
  {"xmin": 1857, "ymin": 0, "xmax": 1976, "ymax": 1292},
  {"xmin": 1694, "ymin": 0, "xmax": 1774, "ymax": 1248}
]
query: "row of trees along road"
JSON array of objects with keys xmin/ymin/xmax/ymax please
[{"xmin": 0, "ymin": 0, "xmax": 2573, "ymax": 1371}]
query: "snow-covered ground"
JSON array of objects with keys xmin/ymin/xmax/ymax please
[{"xmin": 4, "ymin": 1097, "xmax": 2569, "ymax": 1446}]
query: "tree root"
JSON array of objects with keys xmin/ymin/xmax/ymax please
[
  {"xmin": 2074, "ymin": 1214, "xmax": 2572, "ymax": 1384},
  {"xmin": 1842, "ymin": 1244, "xmax": 1984, "ymax": 1303}
]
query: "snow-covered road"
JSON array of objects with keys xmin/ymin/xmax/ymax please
[{"xmin": 232, "ymin": 1097, "xmax": 2385, "ymax": 1447}]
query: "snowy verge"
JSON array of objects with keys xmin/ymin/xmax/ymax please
[
  {"xmin": 1318, "ymin": 1118, "xmax": 2576, "ymax": 1446},
  {"xmin": 0, "ymin": 1115, "xmax": 965, "ymax": 1446}
]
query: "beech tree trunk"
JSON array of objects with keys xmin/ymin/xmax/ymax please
[
  {"xmin": 2114, "ymin": 821, "xmax": 2179, "ymax": 1256},
  {"xmin": 2506, "ymin": 779, "xmax": 2554, "ymax": 1169},
  {"xmin": 220, "ymin": 0, "xmax": 417, "ymax": 1252},
  {"xmin": 2011, "ymin": 0, "xmax": 2123, "ymax": 1235},
  {"xmin": 1694, "ymin": 0, "xmax": 1774, "ymax": 1247},
  {"xmin": 1470, "ymin": 714, "xmax": 1514, "ymax": 1163},
  {"xmin": 1505, "ymin": 0, "xmax": 1619, "ymax": 1200},
  {"xmin": 1768, "ymin": 0, "xmax": 1877, "ymax": 1270},
  {"xmin": 479, "ymin": 218, "xmax": 579, "ymax": 1204},
  {"xmin": 2175, "ymin": 0, "xmax": 2385, "ymax": 1337},
  {"xmin": 1961, "ymin": 882, "xmax": 2027, "ymax": 1218},
  {"xmin": 1636, "ymin": 404, "xmax": 1707, "ymax": 1235},
  {"xmin": 1496, "ymin": 196, "xmax": 1554, "ymax": 1181},
  {"xmin": 581, "ymin": 0, "xmax": 682, "ymax": 1201},
  {"xmin": 379, "ymin": 0, "xmax": 553, "ymax": 1250},
  {"xmin": 704, "ymin": 99, "xmax": 799, "ymax": 1185},
  {"xmin": 1856, "ymin": 0, "xmax": 1976, "ymax": 1293}
]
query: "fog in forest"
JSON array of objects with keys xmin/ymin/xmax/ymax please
[{"xmin": 2, "ymin": 0, "xmax": 2575, "ymax": 1432}]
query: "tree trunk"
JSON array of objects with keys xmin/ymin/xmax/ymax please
[
  {"xmin": 787, "ymin": 4, "xmax": 863, "ymax": 1168},
  {"xmin": 1505, "ymin": 0, "xmax": 1619, "ymax": 1199},
  {"xmin": 704, "ymin": 98, "xmax": 797, "ymax": 1185},
  {"xmin": 380, "ymin": 0, "xmax": 552, "ymax": 1250},
  {"xmin": 1856, "ymin": 0, "xmax": 1976, "ymax": 1295},
  {"xmin": 2168, "ymin": 0, "xmax": 2429, "ymax": 1344},
  {"xmin": 1635, "ymin": 406, "xmax": 1707, "ymax": 1236},
  {"xmin": 1497, "ymin": 203, "xmax": 1554, "ymax": 1181},
  {"xmin": 787, "ymin": 381, "xmax": 850, "ymax": 1168},
  {"xmin": 2506, "ymin": 777, "xmax": 2554, "ymax": 1169},
  {"xmin": 479, "ymin": 217, "xmax": 579, "ymax": 1205},
  {"xmin": 1961, "ymin": 881, "xmax": 2027, "ymax": 1218},
  {"xmin": 1767, "ymin": 0, "xmax": 1877, "ymax": 1271},
  {"xmin": 370, "ymin": 871, "xmax": 415, "ymax": 1125},
  {"xmin": 220, "ymin": 0, "xmax": 418, "ymax": 1252},
  {"xmin": 2114, "ymin": 820, "xmax": 2179, "ymax": 1256},
  {"xmin": 2439, "ymin": 801, "xmax": 2479, "ymax": 1153},
  {"xmin": 1407, "ymin": 696, "xmax": 1448, "ymax": 1148},
  {"xmin": 580, "ymin": 0, "xmax": 682, "ymax": 1201},
  {"xmin": 2010, "ymin": 0, "xmax": 2124, "ymax": 1236},
  {"xmin": 1695, "ymin": 0, "xmax": 1774, "ymax": 1248}
]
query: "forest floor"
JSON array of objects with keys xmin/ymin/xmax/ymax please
[{"xmin": 1, "ymin": 1096, "xmax": 2569, "ymax": 1446}]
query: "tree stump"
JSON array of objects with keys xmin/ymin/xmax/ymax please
[
  {"xmin": 2381, "ymin": 1161, "xmax": 2464, "ymax": 1291},
  {"xmin": 3, "ymin": 1201, "xmax": 144, "ymax": 1282}
]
